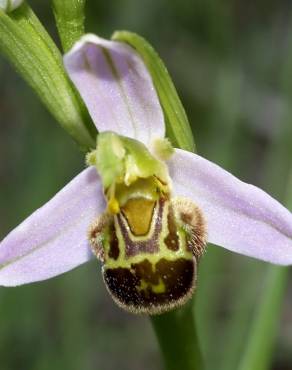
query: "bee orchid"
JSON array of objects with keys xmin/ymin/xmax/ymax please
[{"xmin": 1, "ymin": 34, "xmax": 292, "ymax": 314}]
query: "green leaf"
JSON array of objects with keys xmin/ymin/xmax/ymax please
[
  {"xmin": 52, "ymin": 0, "xmax": 86, "ymax": 53},
  {"xmin": 112, "ymin": 31, "xmax": 195, "ymax": 153},
  {"xmin": 0, "ymin": 3, "xmax": 96, "ymax": 150}
]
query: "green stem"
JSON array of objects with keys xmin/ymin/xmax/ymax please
[
  {"xmin": 52, "ymin": 0, "xmax": 86, "ymax": 52},
  {"xmin": 151, "ymin": 301, "xmax": 203, "ymax": 370}
]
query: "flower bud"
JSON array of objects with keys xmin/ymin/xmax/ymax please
[{"xmin": 0, "ymin": 0, "xmax": 23, "ymax": 12}]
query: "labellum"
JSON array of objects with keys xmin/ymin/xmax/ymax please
[{"xmin": 88, "ymin": 132, "xmax": 207, "ymax": 314}]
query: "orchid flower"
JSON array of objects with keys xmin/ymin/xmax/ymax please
[{"xmin": 1, "ymin": 34, "xmax": 292, "ymax": 315}]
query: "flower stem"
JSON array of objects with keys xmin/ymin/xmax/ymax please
[{"xmin": 151, "ymin": 301, "xmax": 203, "ymax": 370}]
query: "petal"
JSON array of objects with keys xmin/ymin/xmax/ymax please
[
  {"xmin": 168, "ymin": 149, "xmax": 292, "ymax": 265},
  {"xmin": 64, "ymin": 34, "xmax": 165, "ymax": 146},
  {"xmin": 0, "ymin": 167, "xmax": 105, "ymax": 286}
]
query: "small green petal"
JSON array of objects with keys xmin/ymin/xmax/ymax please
[
  {"xmin": 89, "ymin": 132, "xmax": 171, "ymax": 213},
  {"xmin": 95, "ymin": 132, "xmax": 126, "ymax": 189},
  {"xmin": 121, "ymin": 136, "xmax": 169, "ymax": 185},
  {"xmin": 152, "ymin": 138, "xmax": 175, "ymax": 161},
  {"xmin": 91, "ymin": 131, "xmax": 171, "ymax": 190}
]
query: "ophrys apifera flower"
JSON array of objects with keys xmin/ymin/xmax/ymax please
[{"xmin": 1, "ymin": 34, "xmax": 292, "ymax": 315}]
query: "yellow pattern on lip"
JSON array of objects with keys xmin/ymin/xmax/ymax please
[{"xmin": 137, "ymin": 277, "xmax": 166, "ymax": 294}]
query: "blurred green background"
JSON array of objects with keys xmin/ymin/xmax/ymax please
[{"xmin": 0, "ymin": 1, "xmax": 292, "ymax": 369}]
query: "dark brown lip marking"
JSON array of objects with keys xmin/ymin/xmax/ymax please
[
  {"xmin": 164, "ymin": 204, "xmax": 179, "ymax": 251},
  {"xmin": 116, "ymin": 198, "xmax": 165, "ymax": 258},
  {"xmin": 108, "ymin": 222, "xmax": 120, "ymax": 260},
  {"xmin": 103, "ymin": 257, "xmax": 196, "ymax": 314}
]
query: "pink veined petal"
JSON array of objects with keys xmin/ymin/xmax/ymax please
[
  {"xmin": 0, "ymin": 167, "xmax": 105, "ymax": 286},
  {"xmin": 64, "ymin": 34, "xmax": 165, "ymax": 147},
  {"xmin": 168, "ymin": 149, "xmax": 292, "ymax": 265}
]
